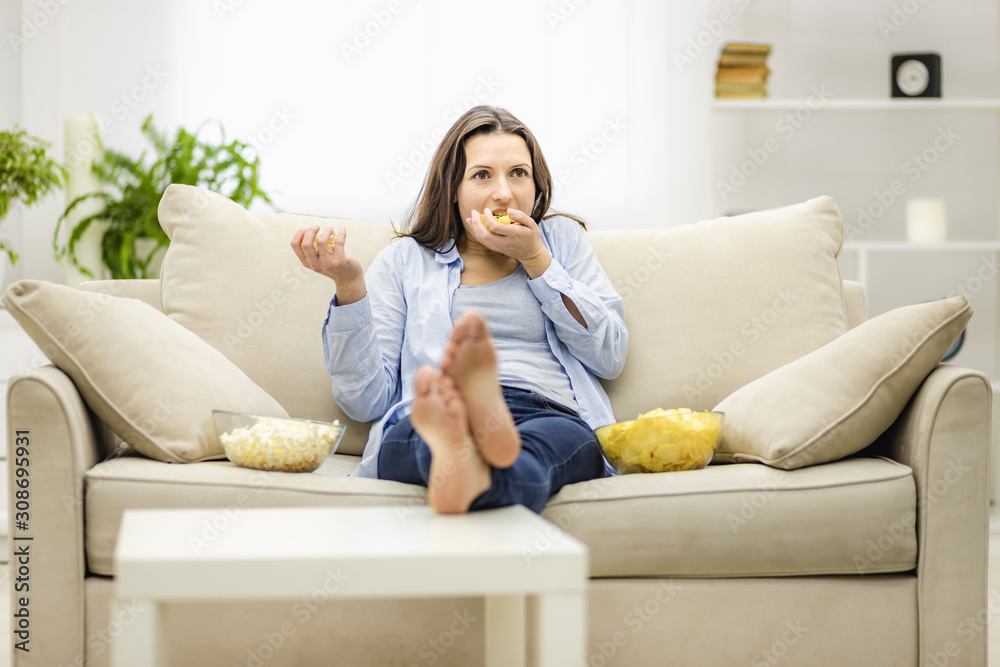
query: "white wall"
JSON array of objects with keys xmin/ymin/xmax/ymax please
[
  {"xmin": 707, "ymin": 0, "xmax": 1000, "ymax": 241},
  {"xmin": 1, "ymin": 0, "xmax": 998, "ymax": 286}
]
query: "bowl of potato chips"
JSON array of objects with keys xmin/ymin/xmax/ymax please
[{"xmin": 595, "ymin": 408, "xmax": 724, "ymax": 474}]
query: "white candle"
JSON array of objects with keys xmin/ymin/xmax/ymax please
[
  {"xmin": 906, "ymin": 198, "xmax": 947, "ymax": 244},
  {"xmin": 63, "ymin": 114, "xmax": 105, "ymax": 285}
]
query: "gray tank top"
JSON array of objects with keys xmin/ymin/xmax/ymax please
[{"xmin": 451, "ymin": 266, "xmax": 579, "ymax": 412}]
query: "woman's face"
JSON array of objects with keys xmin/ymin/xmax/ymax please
[{"xmin": 455, "ymin": 132, "xmax": 536, "ymax": 222}]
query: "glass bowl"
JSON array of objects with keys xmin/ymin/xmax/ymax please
[
  {"xmin": 211, "ymin": 410, "xmax": 346, "ymax": 473},
  {"xmin": 595, "ymin": 409, "xmax": 724, "ymax": 474}
]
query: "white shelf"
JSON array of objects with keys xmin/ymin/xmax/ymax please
[{"xmin": 713, "ymin": 98, "xmax": 1000, "ymax": 111}]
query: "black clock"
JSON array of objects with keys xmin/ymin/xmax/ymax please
[{"xmin": 891, "ymin": 53, "xmax": 941, "ymax": 98}]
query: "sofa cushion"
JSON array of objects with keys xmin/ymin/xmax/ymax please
[
  {"xmin": 157, "ymin": 185, "xmax": 396, "ymax": 456},
  {"xmin": 1, "ymin": 279, "xmax": 288, "ymax": 463},
  {"xmin": 712, "ymin": 296, "xmax": 972, "ymax": 469},
  {"xmin": 589, "ymin": 195, "xmax": 848, "ymax": 419},
  {"xmin": 543, "ymin": 456, "xmax": 917, "ymax": 577},
  {"xmin": 84, "ymin": 454, "xmax": 424, "ymax": 575},
  {"xmin": 83, "ymin": 453, "xmax": 915, "ymax": 578}
]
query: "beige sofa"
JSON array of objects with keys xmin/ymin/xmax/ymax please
[{"xmin": 3, "ymin": 185, "xmax": 989, "ymax": 666}]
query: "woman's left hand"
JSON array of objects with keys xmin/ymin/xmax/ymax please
[{"xmin": 463, "ymin": 207, "xmax": 552, "ymax": 278}]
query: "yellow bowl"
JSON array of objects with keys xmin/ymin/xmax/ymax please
[
  {"xmin": 212, "ymin": 410, "xmax": 346, "ymax": 473},
  {"xmin": 595, "ymin": 409, "xmax": 724, "ymax": 474}
]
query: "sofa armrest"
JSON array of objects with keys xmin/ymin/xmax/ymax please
[
  {"xmin": 880, "ymin": 364, "xmax": 991, "ymax": 666},
  {"xmin": 6, "ymin": 365, "xmax": 102, "ymax": 666}
]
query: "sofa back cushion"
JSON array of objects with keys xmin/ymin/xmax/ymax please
[
  {"xmin": 157, "ymin": 185, "xmax": 395, "ymax": 455},
  {"xmin": 157, "ymin": 187, "xmax": 847, "ymax": 453},
  {"xmin": 590, "ymin": 196, "xmax": 847, "ymax": 419}
]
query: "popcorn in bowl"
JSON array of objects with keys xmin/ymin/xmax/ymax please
[
  {"xmin": 212, "ymin": 410, "xmax": 345, "ymax": 473},
  {"xmin": 595, "ymin": 408, "xmax": 724, "ymax": 474}
]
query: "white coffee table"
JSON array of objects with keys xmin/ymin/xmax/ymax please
[{"xmin": 111, "ymin": 505, "xmax": 589, "ymax": 666}]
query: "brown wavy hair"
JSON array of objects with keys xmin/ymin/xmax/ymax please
[{"xmin": 398, "ymin": 105, "xmax": 584, "ymax": 252}]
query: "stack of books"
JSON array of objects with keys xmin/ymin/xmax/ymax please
[{"xmin": 715, "ymin": 43, "xmax": 772, "ymax": 99}]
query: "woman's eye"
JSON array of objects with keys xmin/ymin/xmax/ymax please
[
  {"xmin": 474, "ymin": 171, "xmax": 489, "ymax": 180},
  {"xmin": 512, "ymin": 168, "xmax": 527, "ymax": 178}
]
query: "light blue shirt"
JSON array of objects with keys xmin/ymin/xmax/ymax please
[{"xmin": 321, "ymin": 215, "xmax": 629, "ymax": 478}]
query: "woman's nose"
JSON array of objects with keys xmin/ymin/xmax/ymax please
[{"xmin": 492, "ymin": 178, "xmax": 512, "ymax": 201}]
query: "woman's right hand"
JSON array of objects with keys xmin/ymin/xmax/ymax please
[{"xmin": 291, "ymin": 226, "xmax": 367, "ymax": 304}]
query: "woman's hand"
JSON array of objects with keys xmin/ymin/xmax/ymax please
[
  {"xmin": 463, "ymin": 207, "xmax": 552, "ymax": 279},
  {"xmin": 290, "ymin": 226, "xmax": 367, "ymax": 305}
]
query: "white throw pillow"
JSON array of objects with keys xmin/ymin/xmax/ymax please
[
  {"xmin": 713, "ymin": 296, "xmax": 972, "ymax": 469},
  {"xmin": 2, "ymin": 279, "xmax": 289, "ymax": 462}
]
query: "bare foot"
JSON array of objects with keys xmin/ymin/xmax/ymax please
[
  {"xmin": 440, "ymin": 311, "xmax": 521, "ymax": 468},
  {"xmin": 410, "ymin": 365, "xmax": 491, "ymax": 514}
]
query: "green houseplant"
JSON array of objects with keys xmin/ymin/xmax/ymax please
[
  {"xmin": 0, "ymin": 127, "xmax": 65, "ymax": 264},
  {"xmin": 55, "ymin": 114, "xmax": 272, "ymax": 279}
]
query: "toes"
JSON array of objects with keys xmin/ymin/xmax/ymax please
[
  {"xmin": 450, "ymin": 315, "xmax": 470, "ymax": 345},
  {"xmin": 414, "ymin": 365, "xmax": 438, "ymax": 396},
  {"xmin": 461, "ymin": 310, "xmax": 490, "ymax": 340},
  {"xmin": 438, "ymin": 374, "xmax": 458, "ymax": 396},
  {"xmin": 437, "ymin": 377, "xmax": 465, "ymax": 415},
  {"xmin": 448, "ymin": 310, "xmax": 489, "ymax": 351}
]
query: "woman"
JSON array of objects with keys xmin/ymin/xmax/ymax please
[{"xmin": 291, "ymin": 105, "xmax": 628, "ymax": 514}]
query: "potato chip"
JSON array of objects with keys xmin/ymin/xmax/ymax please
[
  {"xmin": 481, "ymin": 211, "xmax": 513, "ymax": 226},
  {"xmin": 311, "ymin": 234, "xmax": 336, "ymax": 252}
]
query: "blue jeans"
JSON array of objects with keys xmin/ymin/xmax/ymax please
[{"xmin": 378, "ymin": 386, "xmax": 611, "ymax": 513}]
